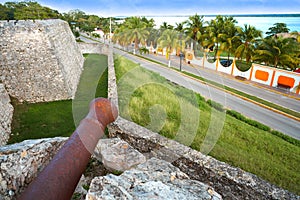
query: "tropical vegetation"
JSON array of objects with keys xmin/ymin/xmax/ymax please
[
  {"xmin": 1, "ymin": 1, "xmax": 299, "ymax": 69},
  {"xmin": 113, "ymin": 15, "xmax": 300, "ymax": 70},
  {"xmin": 0, "ymin": 1, "xmax": 117, "ymax": 37}
]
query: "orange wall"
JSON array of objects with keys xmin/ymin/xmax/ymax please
[
  {"xmin": 255, "ymin": 70, "xmax": 269, "ymax": 81},
  {"xmin": 186, "ymin": 52, "xmax": 193, "ymax": 60},
  {"xmin": 278, "ymin": 75, "xmax": 295, "ymax": 88}
]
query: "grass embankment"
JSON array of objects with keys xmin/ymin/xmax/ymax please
[
  {"xmin": 114, "ymin": 55, "xmax": 300, "ymax": 195},
  {"xmin": 9, "ymin": 54, "xmax": 108, "ymax": 144}
]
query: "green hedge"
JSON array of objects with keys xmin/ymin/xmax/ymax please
[
  {"xmin": 207, "ymin": 99, "xmax": 225, "ymax": 112},
  {"xmin": 227, "ymin": 110, "xmax": 299, "ymax": 147}
]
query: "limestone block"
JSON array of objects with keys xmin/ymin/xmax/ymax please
[
  {"xmin": 0, "ymin": 137, "xmax": 67, "ymax": 199},
  {"xmin": 94, "ymin": 138, "xmax": 146, "ymax": 172},
  {"xmin": 0, "ymin": 19, "xmax": 84, "ymax": 103},
  {"xmin": 0, "ymin": 83, "xmax": 14, "ymax": 146},
  {"xmin": 87, "ymin": 157, "xmax": 222, "ymax": 200}
]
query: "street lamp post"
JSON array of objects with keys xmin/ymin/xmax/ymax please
[
  {"xmin": 179, "ymin": 52, "xmax": 184, "ymax": 71},
  {"xmin": 109, "ymin": 17, "xmax": 112, "ymax": 44}
]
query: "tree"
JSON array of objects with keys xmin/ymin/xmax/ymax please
[
  {"xmin": 219, "ymin": 17, "xmax": 239, "ymax": 64},
  {"xmin": 175, "ymin": 22, "xmax": 184, "ymax": 32},
  {"xmin": 0, "ymin": 4, "xmax": 11, "ymax": 20},
  {"xmin": 6, "ymin": 1, "xmax": 60, "ymax": 20},
  {"xmin": 253, "ymin": 37, "xmax": 300, "ymax": 70},
  {"xmin": 235, "ymin": 24, "xmax": 262, "ymax": 63},
  {"xmin": 113, "ymin": 17, "xmax": 149, "ymax": 52},
  {"xmin": 74, "ymin": 30, "xmax": 80, "ymax": 38},
  {"xmin": 158, "ymin": 29, "xmax": 183, "ymax": 66},
  {"xmin": 160, "ymin": 22, "xmax": 174, "ymax": 30},
  {"xmin": 266, "ymin": 23, "xmax": 290, "ymax": 38},
  {"xmin": 184, "ymin": 14, "xmax": 205, "ymax": 51},
  {"xmin": 205, "ymin": 15, "xmax": 227, "ymax": 60},
  {"xmin": 141, "ymin": 17, "xmax": 155, "ymax": 28},
  {"xmin": 291, "ymin": 31, "xmax": 300, "ymax": 43}
]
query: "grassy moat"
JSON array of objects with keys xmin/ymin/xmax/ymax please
[
  {"xmin": 8, "ymin": 54, "xmax": 300, "ymax": 195},
  {"xmin": 9, "ymin": 54, "xmax": 108, "ymax": 143}
]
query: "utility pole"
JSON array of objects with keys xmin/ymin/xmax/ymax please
[{"xmin": 109, "ymin": 17, "xmax": 112, "ymax": 44}]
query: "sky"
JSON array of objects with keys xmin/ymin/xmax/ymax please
[{"xmin": 1, "ymin": 0, "xmax": 300, "ymax": 17}]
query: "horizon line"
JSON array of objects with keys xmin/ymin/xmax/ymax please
[{"xmin": 112, "ymin": 13, "xmax": 300, "ymax": 18}]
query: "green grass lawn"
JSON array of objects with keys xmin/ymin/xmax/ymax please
[
  {"xmin": 114, "ymin": 55, "xmax": 300, "ymax": 195},
  {"xmin": 9, "ymin": 54, "xmax": 108, "ymax": 144}
]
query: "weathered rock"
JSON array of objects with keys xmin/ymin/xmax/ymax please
[
  {"xmin": 77, "ymin": 43, "xmax": 108, "ymax": 55},
  {"xmin": 0, "ymin": 137, "xmax": 67, "ymax": 200},
  {"xmin": 72, "ymin": 175, "xmax": 89, "ymax": 200},
  {"xmin": 108, "ymin": 117, "xmax": 300, "ymax": 200},
  {"xmin": 94, "ymin": 138, "xmax": 146, "ymax": 172},
  {"xmin": 87, "ymin": 157, "xmax": 222, "ymax": 200},
  {"xmin": 0, "ymin": 19, "xmax": 84, "ymax": 103},
  {"xmin": 0, "ymin": 84, "xmax": 13, "ymax": 146}
]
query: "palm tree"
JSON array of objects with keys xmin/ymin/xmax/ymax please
[
  {"xmin": 291, "ymin": 31, "xmax": 300, "ymax": 43},
  {"xmin": 184, "ymin": 14, "xmax": 205, "ymax": 51},
  {"xmin": 253, "ymin": 36, "xmax": 300, "ymax": 69},
  {"xmin": 160, "ymin": 22, "xmax": 174, "ymax": 30},
  {"xmin": 158, "ymin": 29, "xmax": 182, "ymax": 66},
  {"xmin": 113, "ymin": 17, "xmax": 149, "ymax": 53},
  {"xmin": 175, "ymin": 22, "xmax": 184, "ymax": 32},
  {"xmin": 219, "ymin": 18, "xmax": 239, "ymax": 65},
  {"xmin": 113, "ymin": 26, "xmax": 131, "ymax": 47},
  {"xmin": 205, "ymin": 15, "xmax": 227, "ymax": 60},
  {"xmin": 265, "ymin": 23, "xmax": 290, "ymax": 38},
  {"xmin": 235, "ymin": 24, "xmax": 262, "ymax": 63}
]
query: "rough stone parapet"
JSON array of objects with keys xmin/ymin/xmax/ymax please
[
  {"xmin": 0, "ymin": 137, "xmax": 67, "ymax": 199},
  {"xmin": 87, "ymin": 157, "xmax": 222, "ymax": 200},
  {"xmin": 108, "ymin": 117, "xmax": 299, "ymax": 199},
  {"xmin": 0, "ymin": 84, "xmax": 14, "ymax": 146},
  {"xmin": 107, "ymin": 44, "xmax": 119, "ymax": 111},
  {"xmin": 94, "ymin": 138, "xmax": 146, "ymax": 172},
  {"xmin": 0, "ymin": 19, "xmax": 84, "ymax": 102}
]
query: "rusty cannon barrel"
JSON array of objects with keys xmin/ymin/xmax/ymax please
[{"xmin": 19, "ymin": 98, "xmax": 118, "ymax": 200}]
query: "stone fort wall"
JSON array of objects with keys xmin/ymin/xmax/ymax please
[
  {"xmin": 0, "ymin": 19, "xmax": 84, "ymax": 103},
  {"xmin": 0, "ymin": 84, "xmax": 13, "ymax": 146}
]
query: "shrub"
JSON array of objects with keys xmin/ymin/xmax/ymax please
[
  {"xmin": 74, "ymin": 30, "xmax": 80, "ymax": 38},
  {"xmin": 227, "ymin": 110, "xmax": 299, "ymax": 146},
  {"xmin": 226, "ymin": 110, "xmax": 245, "ymax": 121},
  {"xmin": 139, "ymin": 47, "xmax": 149, "ymax": 55},
  {"xmin": 271, "ymin": 130, "xmax": 300, "ymax": 147},
  {"xmin": 227, "ymin": 110, "xmax": 270, "ymax": 131},
  {"xmin": 207, "ymin": 99, "xmax": 225, "ymax": 112},
  {"xmin": 247, "ymin": 119, "xmax": 271, "ymax": 131}
]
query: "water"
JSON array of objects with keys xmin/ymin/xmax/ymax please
[{"xmin": 148, "ymin": 16, "xmax": 300, "ymax": 35}]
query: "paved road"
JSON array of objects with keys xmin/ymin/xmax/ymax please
[
  {"xmin": 79, "ymin": 36, "xmax": 98, "ymax": 43},
  {"xmin": 114, "ymin": 49, "xmax": 300, "ymax": 140},
  {"xmin": 143, "ymin": 53, "xmax": 300, "ymax": 113}
]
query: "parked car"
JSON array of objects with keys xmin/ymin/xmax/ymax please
[{"xmin": 220, "ymin": 59, "xmax": 233, "ymax": 67}]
